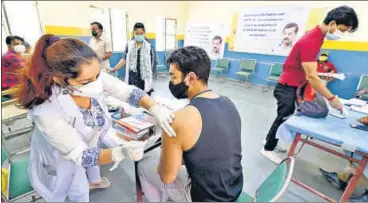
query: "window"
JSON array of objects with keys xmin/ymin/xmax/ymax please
[
  {"xmin": 2, "ymin": 1, "xmax": 43, "ymax": 49},
  {"xmin": 90, "ymin": 7, "xmax": 128, "ymax": 52},
  {"xmin": 110, "ymin": 9, "xmax": 128, "ymax": 51},
  {"xmin": 156, "ymin": 17, "xmax": 177, "ymax": 51},
  {"xmin": 164, "ymin": 18, "xmax": 177, "ymax": 50}
]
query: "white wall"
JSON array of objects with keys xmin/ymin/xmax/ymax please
[
  {"xmin": 186, "ymin": 1, "xmax": 368, "ymax": 41},
  {"xmin": 37, "ymin": 1, "xmax": 188, "ymax": 34}
]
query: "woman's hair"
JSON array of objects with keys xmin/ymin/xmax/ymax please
[
  {"xmin": 132, "ymin": 22, "xmax": 149, "ymax": 41},
  {"xmin": 15, "ymin": 34, "xmax": 98, "ymax": 109},
  {"xmin": 133, "ymin": 22, "xmax": 145, "ymax": 32}
]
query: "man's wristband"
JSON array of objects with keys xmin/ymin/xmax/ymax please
[{"xmin": 328, "ymin": 95, "xmax": 336, "ymax": 101}]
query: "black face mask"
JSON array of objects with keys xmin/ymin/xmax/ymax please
[
  {"xmin": 169, "ymin": 81, "xmax": 189, "ymax": 99},
  {"xmin": 92, "ymin": 30, "xmax": 98, "ymax": 37}
]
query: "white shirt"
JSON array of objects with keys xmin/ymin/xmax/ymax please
[
  {"xmin": 89, "ymin": 34, "xmax": 112, "ymax": 71},
  {"xmin": 210, "ymin": 50, "xmax": 221, "ymax": 60}
]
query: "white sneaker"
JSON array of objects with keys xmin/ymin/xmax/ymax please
[
  {"xmin": 260, "ymin": 148, "xmax": 282, "ymax": 164},
  {"xmin": 274, "ymin": 145, "xmax": 287, "ymax": 153},
  {"xmin": 262, "ymin": 139, "xmax": 287, "ymax": 153}
]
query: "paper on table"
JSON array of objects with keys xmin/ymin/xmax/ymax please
[
  {"xmin": 317, "ymin": 72, "xmax": 346, "ymax": 80},
  {"xmin": 351, "ymin": 105, "xmax": 368, "ymax": 115},
  {"xmin": 343, "ymin": 98, "xmax": 367, "ymax": 107}
]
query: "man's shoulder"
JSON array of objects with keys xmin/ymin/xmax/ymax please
[
  {"xmin": 3, "ymin": 51, "xmax": 16, "ymax": 57},
  {"xmin": 171, "ymin": 106, "xmax": 201, "ymax": 133},
  {"xmin": 298, "ymin": 28, "xmax": 323, "ymax": 46},
  {"xmin": 100, "ymin": 34, "xmax": 111, "ymax": 43},
  {"xmin": 172, "ymin": 106, "xmax": 198, "ymax": 123},
  {"xmin": 2, "ymin": 51, "xmax": 20, "ymax": 62}
]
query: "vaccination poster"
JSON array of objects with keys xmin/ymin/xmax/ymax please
[
  {"xmin": 233, "ymin": 5, "xmax": 310, "ymax": 56},
  {"xmin": 184, "ymin": 23, "xmax": 227, "ymax": 60}
]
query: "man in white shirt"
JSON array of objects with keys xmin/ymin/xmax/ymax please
[{"xmin": 89, "ymin": 22, "xmax": 114, "ymax": 76}]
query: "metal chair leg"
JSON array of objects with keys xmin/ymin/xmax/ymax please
[
  {"xmin": 262, "ymin": 82, "xmax": 269, "ymax": 93},
  {"xmin": 245, "ymin": 77, "xmax": 252, "ymax": 89}
]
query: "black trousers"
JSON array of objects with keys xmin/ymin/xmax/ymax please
[{"xmin": 264, "ymin": 83, "xmax": 297, "ymax": 151}]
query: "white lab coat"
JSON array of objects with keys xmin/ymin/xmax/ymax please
[{"xmin": 27, "ymin": 72, "xmax": 137, "ymax": 202}]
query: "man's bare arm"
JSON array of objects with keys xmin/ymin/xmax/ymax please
[
  {"xmin": 302, "ymin": 62, "xmax": 335, "ymax": 99},
  {"xmin": 158, "ymin": 112, "xmax": 183, "ymax": 184}
]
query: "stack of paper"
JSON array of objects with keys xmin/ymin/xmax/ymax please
[{"xmin": 317, "ymin": 72, "xmax": 346, "ymax": 80}]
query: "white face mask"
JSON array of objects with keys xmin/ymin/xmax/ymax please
[
  {"xmin": 68, "ymin": 77, "xmax": 103, "ymax": 98},
  {"xmin": 326, "ymin": 24, "xmax": 344, "ymax": 40},
  {"xmin": 13, "ymin": 44, "xmax": 26, "ymax": 54}
]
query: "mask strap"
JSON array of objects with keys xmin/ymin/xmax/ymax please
[{"xmin": 64, "ymin": 81, "xmax": 82, "ymax": 94}]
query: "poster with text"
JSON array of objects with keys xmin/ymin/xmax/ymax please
[
  {"xmin": 184, "ymin": 24, "xmax": 227, "ymax": 60},
  {"xmin": 233, "ymin": 5, "xmax": 310, "ymax": 56}
]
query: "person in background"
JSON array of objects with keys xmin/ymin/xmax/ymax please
[
  {"xmin": 271, "ymin": 23, "xmax": 299, "ymax": 53},
  {"xmin": 1, "ymin": 35, "xmax": 25, "ymax": 90},
  {"xmin": 262, "ymin": 6, "xmax": 359, "ymax": 163},
  {"xmin": 317, "ymin": 51, "xmax": 338, "ymax": 85},
  {"xmin": 88, "ymin": 22, "xmax": 114, "ymax": 76},
  {"xmin": 211, "ymin": 35, "xmax": 222, "ymax": 59},
  {"xmin": 356, "ymin": 88, "xmax": 368, "ymax": 101},
  {"xmin": 24, "ymin": 41, "xmax": 31, "ymax": 54},
  {"xmin": 111, "ymin": 23, "xmax": 155, "ymax": 95},
  {"xmin": 15, "ymin": 34, "xmax": 175, "ymax": 202},
  {"xmin": 137, "ymin": 46, "xmax": 243, "ymax": 202},
  {"xmin": 320, "ymin": 116, "xmax": 368, "ymax": 202}
]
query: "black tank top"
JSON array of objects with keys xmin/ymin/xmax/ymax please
[{"xmin": 183, "ymin": 95, "xmax": 243, "ymax": 202}]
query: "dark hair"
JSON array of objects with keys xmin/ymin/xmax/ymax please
[
  {"xmin": 5, "ymin": 36, "xmax": 13, "ymax": 45},
  {"xmin": 212, "ymin": 35, "xmax": 222, "ymax": 44},
  {"xmin": 91, "ymin": 21, "xmax": 103, "ymax": 30},
  {"xmin": 133, "ymin": 22, "xmax": 146, "ymax": 32},
  {"xmin": 166, "ymin": 46, "xmax": 211, "ymax": 85},
  {"xmin": 15, "ymin": 34, "xmax": 98, "ymax": 109},
  {"xmin": 283, "ymin": 23, "xmax": 299, "ymax": 34},
  {"xmin": 323, "ymin": 6, "xmax": 359, "ymax": 33},
  {"xmin": 6, "ymin": 35, "xmax": 24, "ymax": 45}
]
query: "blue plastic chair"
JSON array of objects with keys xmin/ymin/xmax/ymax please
[
  {"xmin": 357, "ymin": 74, "xmax": 368, "ymax": 101},
  {"xmin": 235, "ymin": 58, "xmax": 257, "ymax": 88},
  {"xmin": 263, "ymin": 63, "xmax": 283, "ymax": 93},
  {"xmin": 211, "ymin": 58, "xmax": 230, "ymax": 82},
  {"xmin": 155, "ymin": 54, "xmax": 168, "ymax": 79},
  {"xmin": 236, "ymin": 157, "xmax": 295, "ymax": 202}
]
